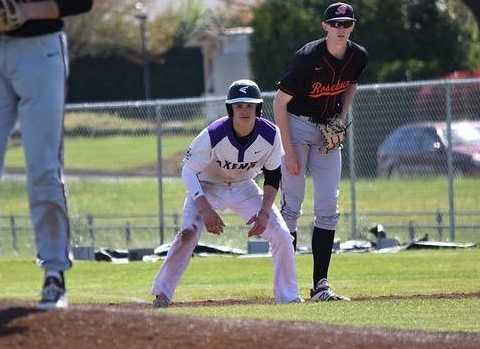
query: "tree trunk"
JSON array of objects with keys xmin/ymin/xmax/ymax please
[{"xmin": 462, "ymin": 0, "xmax": 480, "ymax": 26}]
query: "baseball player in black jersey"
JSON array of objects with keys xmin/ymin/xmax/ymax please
[
  {"xmin": 274, "ymin": 2, "xmax": 368, "ymax": 301},
  {"xmin": 0, "ymin": 0, "xmax": 93, "ymax": 309}
]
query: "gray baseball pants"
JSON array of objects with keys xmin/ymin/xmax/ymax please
[
  {"xmin": 280, "ymin": 114, "xmax": 341, "ymax": 232},
  {"xmin": 0, "ymin": 32, "xmax": 72, "ymax": 272}
]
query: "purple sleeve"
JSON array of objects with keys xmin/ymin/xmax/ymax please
[{"xmin": 54, "ymin": 0, "xmax": 93, "ymax": 17}]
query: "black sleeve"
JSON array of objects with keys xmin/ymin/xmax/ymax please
[
  {"xmin": 262, "ymin": 166, "xmax": 281, "ymax": 190},
  {"xmin": 54, "ymin": 0, "xmax": 93, "ymax": 17},
  {"xmin": 277, "ymin": 53, "xmax": 309, "ymax": 97},
  {"xmin": 354, "ymin": 49, "xmax": 368, "ymax": 82}
]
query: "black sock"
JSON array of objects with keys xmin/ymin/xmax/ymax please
[
  {"xmin": 290, "ymin": 231, "xmax": 297, "ymax": 251},
  {"xmin": 312, "ymin": 227, "xmax": 335, "ymax": 287}
]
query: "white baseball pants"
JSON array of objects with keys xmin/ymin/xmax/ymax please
[{"xmin": 152, "ymin": 179, "xmax": 300, "ymax": 303}]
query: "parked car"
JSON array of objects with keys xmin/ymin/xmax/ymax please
[{"xmin": 377, "ymin": 120, "xmax": 480, "ymax": 177}]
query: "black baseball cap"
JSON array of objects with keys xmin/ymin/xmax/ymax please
[{"xmin": 323, "ymin": 2, "xmax": 356, "ymax": 22}]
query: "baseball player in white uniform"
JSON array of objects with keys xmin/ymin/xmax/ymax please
[{"xmin": 151, "ymin": 80, "xmax": 301, "ymax": 307}]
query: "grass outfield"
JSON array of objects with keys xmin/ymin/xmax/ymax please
[
  {"xmin": 2, "ymin": 176, "xmax": 479, "ymax": 250},
  {"xmin": 4, "ymin": 135, "xmax": 193, "ymax": 171},
  {"xmin": 0, "ymin": 250, "xmax": 479, "ymax": 332},
  {"xmin": 3, "ymin": 176, "xmax": 480, "ymax": 214}
]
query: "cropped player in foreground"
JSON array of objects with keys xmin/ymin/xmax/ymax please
[
  {"xmin": 274, "ymin": 2, "xmax": 368, "ymax": 301},
  {"xmin": 0, "ymin": 0, "xmax": 93, "ymax": 309},
  {"xmin": 151, "ymin": 80, "xmax": 301, "ymax": 307}
]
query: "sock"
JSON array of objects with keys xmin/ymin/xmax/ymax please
[
  {"xmin": 312, "ymin": 227, "xmax": 335, "ymax": 288},
  {"xmin": 290, "ymin": 231, "xmax": 297, "ymax": 251},
  {"xmin": 46, "ymin": 270, "xmax": 62, "ymax": 280},
  {"xmin": 45, "ymin": 270, "xmax": 65, "ymax": 288}
]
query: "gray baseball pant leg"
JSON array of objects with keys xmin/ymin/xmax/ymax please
[
  {"xmin": 280, "ymin": 116, "xmax": 315, "ymax": 233},
  {"xmin": 10, "ymin": 33, "xmax": 72, "ymax": 272},
  {"xmin": 309, "ymin": 148, "xmax": 341, "ymax": 230},
  {"xmin": 280, "ymin": 115, "xmax": 341, "ymax": 232},
  {"xmin": 0, "ymin": 70, "xmax": 18, "ymax": 177}
]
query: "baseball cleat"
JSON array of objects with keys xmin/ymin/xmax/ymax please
[
  {"xmin": 288, "ymin": 296, "xmax": 305, "ymax": 304},
  {"xmin": 38, "ymin": 273, "xmax": 68, "ymax": 310},
  {"xmin": 276, "ymin": 296, "xmax": 305, "ymax": 304},
  {"xmin": 153, "ymin": 293, "xmax": 170, "ymax": 308},
  {"xmin": 310, "ymin": 278, "xmax": 350, "ymax": 302}
]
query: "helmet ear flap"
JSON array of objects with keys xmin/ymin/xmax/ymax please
[
  {"xmin": 256, "ymin": 103, "xmax": 263, "ymax": 117},
  {"xmin": 226, "ymin": 104, "xmax": 233, "ymax": 117}
]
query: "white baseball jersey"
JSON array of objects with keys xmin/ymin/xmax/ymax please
[
  {"xmin": 184, "ymin": 116, "xmax": 283, "ymax": 184},
  {"xmin": 152, "ymin": 116, "xmax": 300, "ymax": 304}
]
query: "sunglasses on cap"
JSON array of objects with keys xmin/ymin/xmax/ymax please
[{"xmin": 327, "ymin": 20, "xmax": 355, "ymax": 29}]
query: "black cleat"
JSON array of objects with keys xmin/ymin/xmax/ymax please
[
  {"xmin": 310, "ymin": 278, "xmax": 350, "ymax": 302},
  {"xmin": 38, "ymin": 272, "xmax": 68, "ymax": 309}
]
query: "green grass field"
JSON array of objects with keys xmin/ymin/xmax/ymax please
[
  {"xmin": 3, "ymin": 176, "xmax": 479, "ymax": 215},
  {"xmin": 1, "ymin": 175, "xmax": 479, "ymax": 256},
  {"xmin": 5, "ymin": 135, "xmax": 193, "ymax": 171},
  {"xmin": 0, "ymin": 250, "xmax": 479, "ymax": 332}
]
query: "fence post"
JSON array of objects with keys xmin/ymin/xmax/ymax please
[
  {"xmin": 408, "ymin": 220, "xmax": 416, "ymax": 242},
  {"xmin": 173, "ymin": 213, "xmax": 179, "ymax": 234},
  {"xmin": 347, "ymin": 108, "xmax": 357, "ymax": 239},
  {"xmin": 436, "ymin": 210, "xmax": 443, "ymax": 241},
  {"xmin": 87, "ymin": 214, "xmax": 95, "ymax": 249},
  {"xmin": 445, "ymin": 82, "xmax": 456, "ymax": 241},
  {"xmin": 125, "ymin": 222, "xmax": 132, "ymax": 248},
  {"xmin": 10, "ymin": 216, "xmax": 18, "ymax": 252},
  {"xmin": 156, "ymin": 104, "xmax": 165, "ymax": 245}
]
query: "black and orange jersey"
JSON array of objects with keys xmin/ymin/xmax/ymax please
[
  {"xmin": 278, "ymin": 38, "xmax": 368, "ymax": 124},
  {"xmin": 7, "ymin": 0, "xmax": 93, "ymax": 37}
]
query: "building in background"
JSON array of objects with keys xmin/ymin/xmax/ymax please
[{"xmin": 196, "ymin": 27, "xmax": 254, "ymax": 120}]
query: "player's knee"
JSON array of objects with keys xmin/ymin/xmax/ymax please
[
  {"xmin": 28, "ymin": 184, "xmax": 68, "ymax": 217},
  {"xmin": 314, "ymin": 213, "xmax": 339, "ymax": 230},
  {"xmin": 281, "ymin": 206, "xmax": 302, "ymax": 220},
  {"xmin": 179, "ymin": 224, "xmax": 199, "ymax": 241},
  {"xmin": 269, "ymin": 225, "xmax": 294, "ymax": 246},
  {"xmin": 29, "ymin": 168, "xmax": 62, "ymax": 186}
]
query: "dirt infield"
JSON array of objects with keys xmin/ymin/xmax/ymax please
[{"xmin": 1, "ymin": 300, "xmax": 479, "ymax": 349}]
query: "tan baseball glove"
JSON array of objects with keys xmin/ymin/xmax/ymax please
[
  {"xmin": 0, "ymin": 0, "xmax": 26, "ymax": 33},
  {"xmin": 319, "ymin": 117, "xmax": 350, "ymax": 154}
]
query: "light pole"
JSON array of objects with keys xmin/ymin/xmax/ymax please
[{"xmin": 135, "ymin": 1, "xmax": 152, "ymax": 100}]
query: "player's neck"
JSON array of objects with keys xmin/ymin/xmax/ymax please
[
  {"xmin": 232, "ymin": 119, "xmax": 255, "ymax": 137},
  {"xmin": 326, "ymin": 39, "xmax": 348, "ymax": 59}
]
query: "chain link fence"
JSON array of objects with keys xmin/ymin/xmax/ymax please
[{"xmin": 1, "ymin": 78, "xmax": 479, "ymax": 255}]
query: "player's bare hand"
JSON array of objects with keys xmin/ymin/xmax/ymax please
[
  {"xmin": 284, "ymin": 151, "xmax": 300, "ymax": 176},
  {"xmin": 200, "ymin": 207, "xmax": 225, "ymax": 235},
  {"xmin": 246, "ymin": 209, "xmax": 270, "ymax": 237}
]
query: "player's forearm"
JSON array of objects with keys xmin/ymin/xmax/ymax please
[
  {"xmin": 273, "ymin": 91, "xmax": 294, "ymax": 154},
  {"xmin": 340, "ymin": 84, "xmax": 358, "ymax": 120},
  {"xmin": 21, "ymin": 1, "xmax": 60, "ymax": 20},
  {"xmin": 194, "ymin": 195, "xmax": 213, "ymax": 214},
  {"xmin": 260, "ymin": 185, "xmax": 277, "ymax": 214},
  {"xmin": 181, "ymin": 165, "xmax": 204, "ymax": 200}
]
